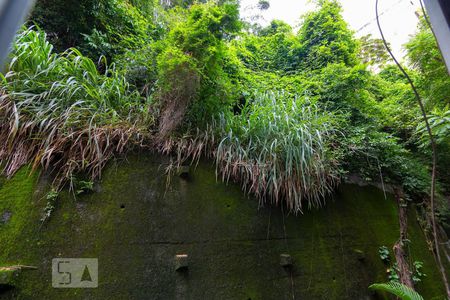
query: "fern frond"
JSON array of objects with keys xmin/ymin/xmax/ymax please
[{"xmin": 369, "ymin": 282, "xmax": 424, "ymax": 300}]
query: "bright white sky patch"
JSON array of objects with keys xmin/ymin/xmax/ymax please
[{"xmin": 240, "ymin": 0, "xmax": 422, "ymax": 59}]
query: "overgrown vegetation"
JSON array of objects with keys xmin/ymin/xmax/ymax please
[
  {"xmin": 0, "ymin": 0, "xmax": 449, "ymax": 296},
  {"xmin": 378, "ymin": 245, "xmax": 426, "ymax": 285},
  {"xmin": 0, "ymin": 0, "xmax": 448, "ymax": 220},
  {"xmin": 0, "ymin": 28, "xmax": 151, "ymax": 188}
]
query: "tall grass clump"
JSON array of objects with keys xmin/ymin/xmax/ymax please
[
  {"xmin": 214, "ymin": 92, "xmax": 342, "ymax": 212},
  {"xmin": 0, "ymin": 27, "xmax": 152, "ymax": 187},
  {"xmin": 160, "ymin": 92, "xmax": 343, "ymax": 213}
]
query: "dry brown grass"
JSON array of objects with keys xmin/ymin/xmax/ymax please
[{"xmin": 0, "ymin": 96, "xmax": 147, "ymax": 188}]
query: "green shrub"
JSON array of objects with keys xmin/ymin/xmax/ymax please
[
  {"xmin": 30, "ymin": 0, "xmax": 156, "ymax": 60},
  {"xmin": 155, "ymin": 2, "xmax": 241, "ymax": 136},
  {"xmin": 297, "ymin": 0, "xmax": 358, "ymax": 70},
  {"xmin": 213, "ymin": 92, "xmax": 342, "ymax": 212},
  {"xmin": 0, "ymin": 27, "xmax": 151, "ymax": 186}
]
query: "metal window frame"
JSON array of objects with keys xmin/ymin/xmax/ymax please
[
  {"xmin": 423, "ymin": 0, "xmax": 450, "ymax": 74},
  {"xmin": 0, "ymin": 0, "xmax": 35, "ymax": 68}
]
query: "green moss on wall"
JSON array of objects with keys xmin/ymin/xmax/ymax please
[
  {"xmin": 0, "ymin": 166, "xmax": 40, "ymax": 266},
  {"xmin": 0, "ymin": 269, "xmax": 16, "ymax": 285},
  {"xmin": 0, "ymin": 155, "xmax": 446, "ymax": 299}
]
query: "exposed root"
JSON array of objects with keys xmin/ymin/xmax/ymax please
[{"xmin": 393, "ymin": 189, "xmax": 414, "ymax": 289}]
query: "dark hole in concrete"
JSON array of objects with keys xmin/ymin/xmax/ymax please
[
  {"xmin": 179, "ymin": 166, "xmax": 190, "ymax": 180},
  {"xmin": 0, "ymin": 284, "xmax": 14, "ymax": 293},
  {"xmin": 179, "ymin": 173, "xmax": 190, "ymax": 180},
  {"xmin": 280, "ymin": 254, "xmax": 293, "ymax": 268}
]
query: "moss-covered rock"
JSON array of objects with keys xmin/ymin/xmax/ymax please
[{"xmin": 0, "ymin": 155, "xmax": 446, "ymax": 299}]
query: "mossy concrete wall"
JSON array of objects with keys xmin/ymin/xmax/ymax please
[{"xmin": 0, "ymin": 154, "xmax": 446, "ymax": 299}]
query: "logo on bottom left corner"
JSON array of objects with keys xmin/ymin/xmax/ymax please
[{"xmin": 52, "ymin": 258, "xmax": 98, "ymax": 288}]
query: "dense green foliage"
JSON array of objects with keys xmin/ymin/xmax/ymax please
[
  {"xmin": 406, "ymin": 20, "xmax": 450, "ymax": 110},
  {"xmin": 29, "ymin": 0, "xmax": 100, "ymax": 49},
  {"xmin": 358, "ymin": 34, "xmax": 390, "ymax": 69},
  {"xmin": 406, "ymin": 19, "xmax": 450, "ymax": 202},
  {"xmin": 156, "ymin": 2, "xmax": 241, "ymax": 135},
  {"xmin": 30, "ymin": 0, "xmax": 156, "ymax": 60},
  {"xmin": 0, "ymin": 28, "xmax": 150, "ymax": 185},
  {"xmin": 0, "ymin": 0, "xmax": 448, "ymax": 217},
  {"xmin": 297, "ymin": 0, "xmax": 357, "ymax": 69}
]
